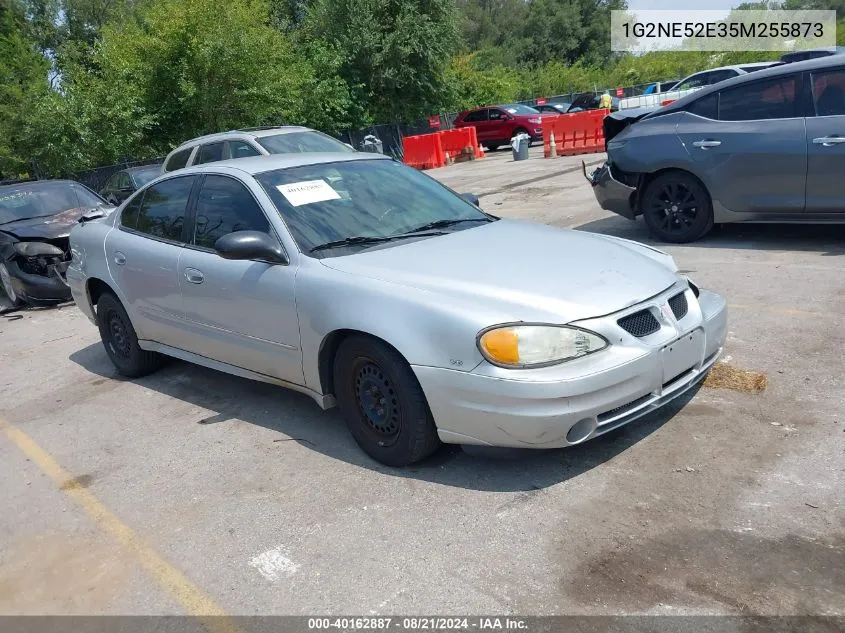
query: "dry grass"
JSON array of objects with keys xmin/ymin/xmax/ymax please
[{"xmin": 704, "ymin": 362, "xmax": 768, "ymax": 394}]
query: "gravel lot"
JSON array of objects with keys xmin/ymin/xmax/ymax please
[{"xmin": 1, "ymin": 147, "xmax": 843, "ymax": 618}]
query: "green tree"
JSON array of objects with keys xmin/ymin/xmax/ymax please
[
  {"xmin": 0, "ymin": 1, "xmax": 50, "ymax": 178},
  {"xmin": 305, "ymin": 0, "xmax": 460, "ymax": 123}
]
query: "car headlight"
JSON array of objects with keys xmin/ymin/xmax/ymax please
[
  {"xmin": 528, "ymin": 117, "xmax": 542, "ymax": 124},
  {"xmin": 13, "ymin": 241, "xmax": 64, "ymax": 257},
  {"xmin": 477, "ymin": 324, "xmax": 608, "ymax": 368}
]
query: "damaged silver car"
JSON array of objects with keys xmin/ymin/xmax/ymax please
[
  {"xmin": 0, "ymin": 180, "xmax": 113, "ymax": 306},
  {"xmin": 69, "ymin": 153, "xmax": 727, "ymax": 467}
]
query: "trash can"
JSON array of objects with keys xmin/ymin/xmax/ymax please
[
  {"xmin": 511, "ymin": 133, "xmax": 530, "ymax": 161},
  {"xmin": 360, "ymin": 134, "xmax": 383, "ymax": 154}
]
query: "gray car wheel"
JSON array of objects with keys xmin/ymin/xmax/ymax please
[
  {"xmin": 641, "ymin": 171, "xmax": 714, "ymax": 243},
  {"xmin": 0, "ymin": 262, "xmax": 21, "ymax": 307}
]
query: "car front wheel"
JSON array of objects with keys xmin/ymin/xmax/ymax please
[
  {"xmin": 333, "ymin": 335, "xmax": 440, "ymax": 467},
  {"xmin": 96, "ymin": 291, "xmax": 163, "ymax": 377},
  {"xmin": 641, "ymin": 171, "xmax": 714, "ymax": 243}
]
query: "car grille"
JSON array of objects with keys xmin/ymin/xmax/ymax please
[
  {"xmin": 668, "ymin": 292, "xmax": 688, "ymax": 320},
  {"xmin": 618, "ymin": 309, "xmax": 661, "ymax": 337}
]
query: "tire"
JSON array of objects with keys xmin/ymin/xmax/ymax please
[
  {"xmin": 641, "ymin": 171, "xmax": 714, "ymax": 243},
  {"xmin": 333, "ymin": 335, "xmax": 440, "ymax": 467},
  {"xmin": 0, "ymin": 261, "xmax": 22, "ymax": 307},
  {"xmin": 486, "ymin": 144, "xmax": 500, "ymax": 151},
  {"xmin": 96, "ymin": 291, "xmax": 163, "ymax": 378}
]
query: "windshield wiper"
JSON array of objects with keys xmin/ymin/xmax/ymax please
[
  {"xmin": 401, "ymin": 217, "xmax": 491, "ymax": 234},
  {"xmin": 0, "ymin": 212, "xmax": 60, "ymax": 226},
  {"xmin": 310, "ymin": 231, "xmax": 445, "ymax": 253}
]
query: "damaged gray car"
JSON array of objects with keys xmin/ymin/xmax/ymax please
[
  {"xmin": 0, "ymin": 180, "xmax": 113, "ymax": 306},
  {"xmin": 587, "ymin": 56, "xmax": 845, "ymax": 242}
]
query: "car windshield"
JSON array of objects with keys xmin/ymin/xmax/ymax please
[
  {"xmin": 131, "ymin": 167, "xmax": 162, "ymax": 187},
  {"xmin": 502, "ymin": 104, "xmax": 539, "ymax": 115},
  {"xmin": 256, "ymin": 131, "xmax": 354, "ymax": 155},
  {"xmin": 255, "ymin": 159, "xmax": 492, "ymax": 256},
  {"xmin": 0, "ymin": 182, "xmax": 107, "ymax": 225}
]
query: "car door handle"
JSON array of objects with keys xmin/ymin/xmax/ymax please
[
  {"xmin": 113, "ymin": 251, "xmax": 126, "ymax": 265},
  {"xmin": 184, "ymin": 268, "xmax": 204, "ymax": 284},
  {"xmin": 812, "ymin": 136, "xmax": 845, "ymax": 146},
  {"xmin": 692, "ymin": 140, "xmax": 721, "ymax": 149}
]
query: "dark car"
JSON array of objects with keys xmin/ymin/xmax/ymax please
[
  {"xmin": 535, "ymin": 103, "xmax": 572, "ymax": 115},
  {"xmin": 567, "ymin": 93, "xmax": 619, "ymax": 113},
  {"xmin": 781, "ymin": 47, "xmax": 845, "ymax": 64},
  {"xmin": 0, "ymin": 180, "xmax": 113, "ymax": 306},
  {"xmin": 453, "ymin": 104, "xmax": 548, "ymax": 150},
  {"xmin": 587, "ymin": 56, "xmax": 845, "ymax": 243},
  {"xmin": 99, "ymin": 165, "xmax": 162, "ymax": 205}
]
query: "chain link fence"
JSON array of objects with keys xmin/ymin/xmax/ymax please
[{"xmin": 72, "ymin": 157, "xmax": 165, "ymax": 194}]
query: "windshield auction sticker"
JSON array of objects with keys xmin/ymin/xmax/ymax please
[
  {"xmin": 277, "ymin": 180, "xmax": 341, "ymax": 207},
  {"xmin": 611, "ymin": 9, "xmax": 835, "ymax": 52}
]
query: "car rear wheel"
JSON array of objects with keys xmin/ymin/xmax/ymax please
[
  {"xmin": 333, "ymin": 335, "xmax": 440, "ymax": 467},
  {"xmin": 641, "ymin": 171, "xmax": 713, "ymax": 243},
  {"xmin": 0, "ymin": 262, "xmax": 22, "ymax": 307},
  {"xmin": 96, "ymin": 291, "xmax": 164, "ymax": 377}
]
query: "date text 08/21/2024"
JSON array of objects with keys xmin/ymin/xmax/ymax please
[{"xmin": 306, "ymin": 617, "xmax": 528, "ymax": 630}]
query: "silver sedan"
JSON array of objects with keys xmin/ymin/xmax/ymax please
[{"xmin": 67, "ymin": 153, "xmax": 727, "ymax": 466}]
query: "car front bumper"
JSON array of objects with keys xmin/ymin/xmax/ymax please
[
  {"xmin": 4, "ymin": 259, "xmax": 72, "ymax": 304},
  {"xmin": 585, "ymin": 160, "xmax": 638, "ymax": 220},
  {"xmin": 413, "ymin": 285, "xmax": 727, "ymax": 449}
]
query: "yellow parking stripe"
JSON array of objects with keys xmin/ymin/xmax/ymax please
[{"xmin": 0, "ymin": 416, "xmax": 240, "ymax": 633}]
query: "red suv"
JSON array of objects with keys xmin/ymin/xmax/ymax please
[{"xmin": 453, "ymin": 104, "xmax": 546, "ymax": 150}]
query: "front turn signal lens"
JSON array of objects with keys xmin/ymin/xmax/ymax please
[{"xmin": 478, "ymin": 324, "xmax": 608, "ymax": 368}]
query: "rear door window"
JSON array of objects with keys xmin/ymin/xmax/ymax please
[
  {"xmin": 133, "ymin": 176, "xmax": 195, "ymax": 242},
  {"xmin": 196, "ymin": 142, "xmax": 226, "ymax": 165},
  {"xmin": 810, "ymin": 68, "xmax": 845, "ymax": 116},
  {"xmin": 164, "ymin": 147, "xmax": 193, "ymax": 172},
  {"xmin": 718, "ymin": 75, "xmax": 797, "ymax": 121}
]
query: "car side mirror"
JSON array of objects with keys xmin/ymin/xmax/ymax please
[
  {"xmin": 214, "ymin": 231, "xmax": 288, "ymax": 264},
  {"xmin": 460, "ymin": 192, "xmax": 480, "ymax": 207}
]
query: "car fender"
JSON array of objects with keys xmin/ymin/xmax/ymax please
[
  {"xmin": 68, "ymin": 216, "xmax": 125, "ymax": 316},
  {"xmin": 295, "ymin": 262, "xmax": 514, "ymax": 394}
]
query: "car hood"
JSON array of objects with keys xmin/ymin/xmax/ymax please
[
  {"xmin": 0, "ymin": 206, "xmax": 106, "ymax": 240},
  {"xmin": 320, "ymin": 219, "xmax": 679, "ymax": 323}
]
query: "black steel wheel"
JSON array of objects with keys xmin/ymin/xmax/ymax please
[
  {"xmin": 641, "ymin": 171, "xmax": 714, "ymax": 243},
  {"xmin": 96, "ymin": 291, "xmax": 164, "ymax": 377},
  {"xmin": 334, "ymin": 335, "xmax": 440, "ymax": 467}
]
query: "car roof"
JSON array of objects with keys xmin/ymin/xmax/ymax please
[
  {"xmin": 123, "ymin": 164, "xmax": 162, "ymax": 174},
  {"xmin": 680, "ymin": 61, "xmax": 778, "ymax": 79},
  {"xmin": 655, "ymin": 55, "xmax": 845, "ymax": 116},
  {"xmin": 168, "ymin": 152, "xmax": 391, "ymax": 177},
  {"xmin": 172, "ymin": 126, "xmax": 315, "ymax": 150}
]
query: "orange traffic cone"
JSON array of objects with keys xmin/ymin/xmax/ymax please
[{"xmin": 549, "ymin": 130, "xmax": 557, "ymax": 158}]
